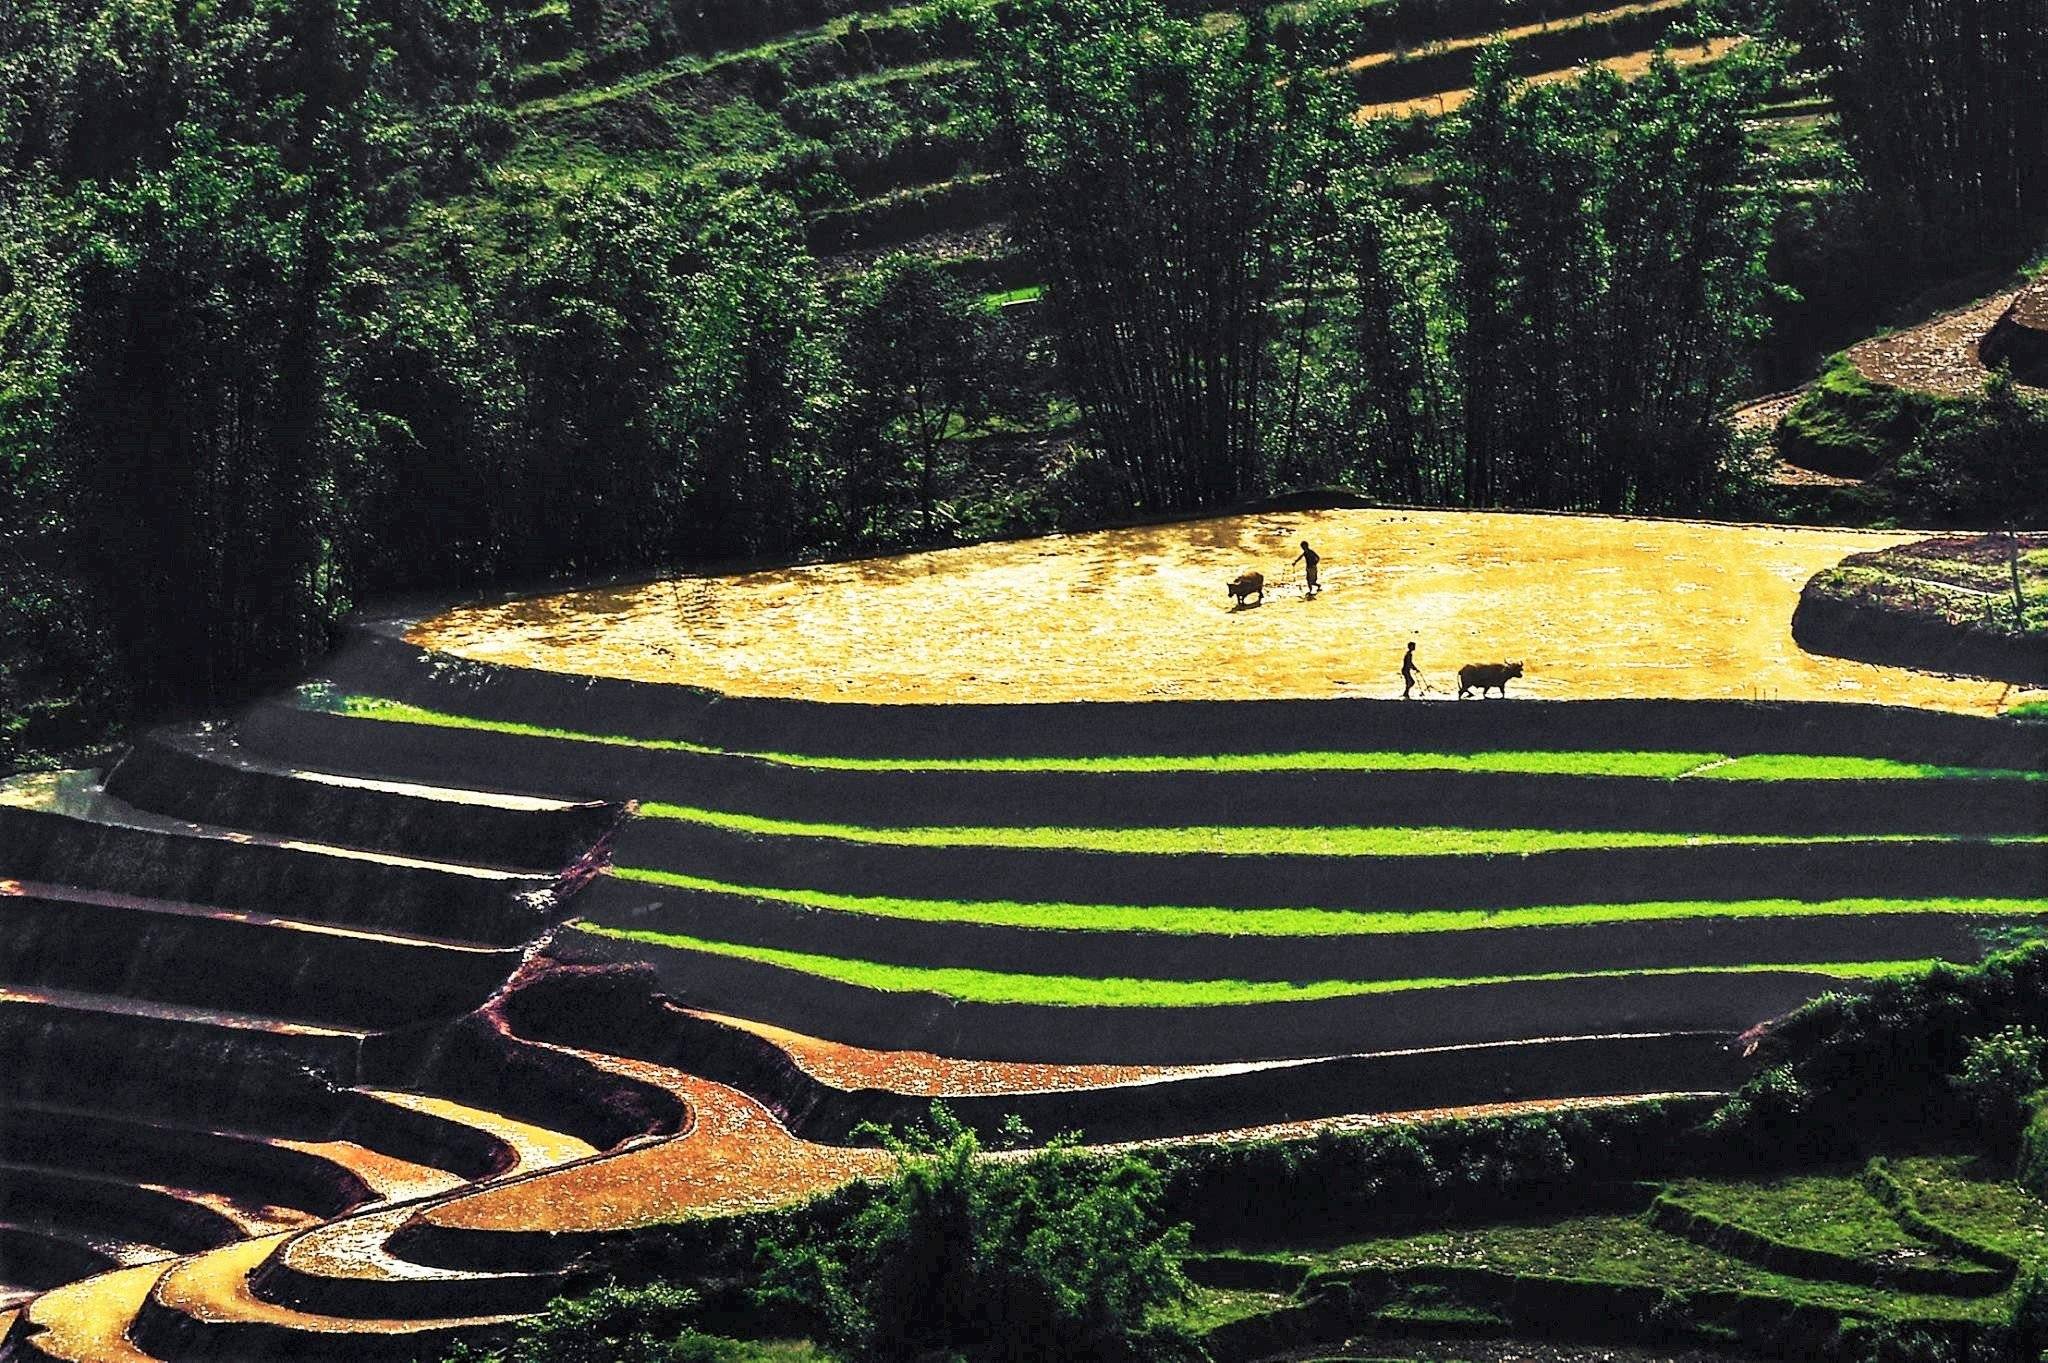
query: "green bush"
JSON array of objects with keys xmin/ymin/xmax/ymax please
[
  {"xmin": 1727, "ymin": 945, "xmax": 2048, "ymax": 1156},
  {"xmin": 1951, "ymin": 1026, "xmax": 2048, "ymax": 1150},
  {"xmin": 445, "ymin": 1284, "xmax": 745, "ymax": 1363},
  {"xmin": 1776, "ymin": 355, "xmax": 1949, "ymax": 479},
  {"xmin": 2018, "ymin": 1101, "xmax": 2048, "ymax": 1198},
  {"xmin": 2015, "ymin": 1266, "xmax": 2048, "ymax": 1361},
  {"xmin": 755, "ymin": 1109, "xmax": 1195, "ymax": 1363}
]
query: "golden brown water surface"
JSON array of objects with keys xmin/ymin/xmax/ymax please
[{"xmin": 411, "ymin": 509, "xmax": 2024, "ymax": 713}]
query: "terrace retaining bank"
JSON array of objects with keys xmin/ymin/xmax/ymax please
[
  {"xmin": 240, "ymin": 703, "xmax": 2048, "ymax": 838},
  {"xmin": 577, "ymin": 877, "xmax": 2028, "ymax": 983},
  {"xmin": 0, "ymin": 886, "xmax": 524, "ymax": 1032},
  {"xmin": 0, "ymin": 804, "xmax": 557, "ymax": 948},
  {"xmin": 553, "ymin": 928, "xmax": 1825, "ymax": 1063},
  {"xmin": 491, "ymin": 961, "xmax": 1755, "ymax": 1145},
  {"xmin": 318, "ymin": 624, "xmax": 2048, "ymax": 768},
  {"xmin": 610, "ymin": 816, "xmax": 2048, "ymax": 911},
  {"xmin": 106, "ymin": 729, "xmax": 619, "ymax": 874}
]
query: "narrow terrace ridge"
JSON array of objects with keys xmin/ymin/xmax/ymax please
[
  {"xmin": 346, "ymin": 1092, "xmax": 598, "ymax": 1176},
  {"xmin": 0, "ymin": 1220, "xmax": 161, "ymax": 1277},
  {"xmin": 266, "ymin": 1140, "xmax": 467, "ymax": 1206},
  {"xmin": 272, "ymin": 698, "xmax": 2048, "ymax": 836},
  {"xmin": 104, "ymin": 728, "xmax": 620, "ymax": 872},
  {"xmin": 258, "ymin": 1206, "xmax": 558, "ymax": 1320},
  {"xmin": 0, "ymin": 1100, "xmax": 381, "ymax": 1224},
  {"xmin": 0, "ymin": 772, "xmax": 538, "ymax": 883},
  {"xmin": 0, "ymin": 986, "xmax": 370, "ymax": 1043},
  {"xmin": 0, "ymin": 1163, "xmax": 241, "ymax": 1256},
  {"xmin": 138, "ymin": 1234, "xmax": 527, "ymax": 1354},
  {"xmin": 0, "ymin": 879, "xmax": 516, "ymax": 956},
  {"xmin": 1, "ymin": 1261, "xmax": 171, "ymax": 1363}
]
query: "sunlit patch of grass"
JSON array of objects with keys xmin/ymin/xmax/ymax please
[
  {"xmin": 572, "ymin": 923, "xmax": 1931, "ymax": 1006},
  {"xmin": 1663, "ymin": 1171, "xmax": 1962, "ymax": 1262},
  {"xmin": 1279, "ymin": 1212, "xmax": 2011, "ymax": 1322},
  {"xmin": 606, "ymin": 868, "xmax": 2048, "ymax": 939}
]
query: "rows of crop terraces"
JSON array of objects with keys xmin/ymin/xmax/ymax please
[
  {"xmin": 306, "ymin": 686, "xmax": 2046, "ymax": 1066},
  {"xmin": 484, "ymin": 0, "xmax": 1772, "ymax": 273},
  {"xmin": 0, "ymin": 575, "xmax": 2040, "ymax": 1357}
]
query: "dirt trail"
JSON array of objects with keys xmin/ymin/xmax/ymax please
[
  {"xmin": 1337, "ymin": 0, "xmax": 1688, "ymax": 75},
  {"xmin": 1845, "ymin": 290, "xmax": 2044, "ymax": 400},
  {"xmin": 1355, "ymin": 37, "xmax": 1741, "ymax": 120},
  {"xmin": 412, "ymin": 509, "xmax": 2020, "ymax": 714}
]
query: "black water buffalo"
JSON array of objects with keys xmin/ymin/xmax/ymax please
[{"xmin": 1458, "ymin": 661, "xmax": 1524, "ymax": 698}]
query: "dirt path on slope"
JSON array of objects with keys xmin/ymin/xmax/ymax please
[
  {"xmin": 1845, "ymin": 291, "xmax": 2040, "ymax": 400},
  {"xmin": 1355, "ymin": 36, "xmax": 1742, "ymax": 120},
  {"xmin": 412, "ymin": 509, "xmax": 2020, "ymax": 713}
]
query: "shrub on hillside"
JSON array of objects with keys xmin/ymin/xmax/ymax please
[
  {"xmin": 2020, "ymin": 1103, "xmax": 2048, "ymax": 1200},
  {"xmin": 2013, "ymin": 1268, "xmax": 2048, "ymax": 1363},
  {"xmin": 1951, "ymin": 1026, "xmax": 2048, "ymax": 1152},
  {"xmin": 445, "ymin": 1283, "xmax": 748, "ymax": 1363},
  {"xmin": 1727, "ymin": 944, "xmax": 2048, "ymax": 1158},
  {"xmin": 1143, "ymin": 1101, "xmax": 1713, "ymax": 1238},
  {"xmin": 755, "ymin": 1110, "xmax": 1195, "ymax": 1363}
]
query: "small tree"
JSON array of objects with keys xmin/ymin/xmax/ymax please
[
  {"xmin": 1952, "ymin": 1025, "xmax": 2048, "ymax": 1150},
  {"xmin": 836, "ymin": 255, "xmax": 1008, "ymax": 545},
  {"xmin": 758, "ymin": 1109, "xmax": 1194, "ymax": 1363}
]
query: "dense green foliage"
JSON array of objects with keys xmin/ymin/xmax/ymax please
[
  {"xmin": 447, "ymin": 1283, "xmax": 820, "ymax": 1362},
  {"xmin": 983, "ymin": 0, "xmax": 1336, "ymax": 509},
  {"xmin": 1952, "ymin": 1025, "xmax": 2048, "ymax": 1150},
  {"xmin": 1785, "ymin": 0, "xmax": 2048, "ymax": 262},
  {"xmin": 1437, "ymin": 48, "xmax": 1776, "ymax": 511},
  {"xmin": 1886, "ymin": 370, "xmax": 2048, "ymax": 528},
  {"xmin": 2, "ymin": 0, "xmax": 2038, "ymax": 762},
  {"xmin": 756, "ymin": 1113, "xmax": 1194, "ymax": 1362},
  {"xmin": 0, "ymin": 0, "xmax": 999, "ymax": 761},
  {"xmin": 984, "ymin": 8, "xmax": 1780, "ymax": 515}
]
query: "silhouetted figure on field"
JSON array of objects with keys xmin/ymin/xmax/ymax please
[
  {"xmin": 1401, "ymin": 641, "xmax": 1419, "ymax": 699},
  {"xmin": 1292, "ymin": 541, "xmax": 1321, "ymax": 596}
]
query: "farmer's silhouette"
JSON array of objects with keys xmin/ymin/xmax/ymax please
[
  {"xmin": 1292, "ymin": 541, "xmax": 1320, "ymax": 597},
  {"xmin": 1401, "ymin": 641, "xmax": 1419, "ymax": 699}
]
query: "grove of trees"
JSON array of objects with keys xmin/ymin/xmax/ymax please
[{"xmin": 1, "ymin": 0, "xmax": 2041, "ymax": 760}]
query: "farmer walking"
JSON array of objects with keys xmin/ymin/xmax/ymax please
[
  {"xmin": 1292, "ymin": 540, "xmax": 1321, "ymax": 597},
  {"xmin": 1401, "ymin": 640, "xmax": 1419, "ymax": 699}
]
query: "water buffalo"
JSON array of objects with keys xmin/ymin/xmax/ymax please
[
  {"xmin": 1228, "ymin": 572, "xmax": 1265, "ymax": 607},
  {"xmin": 1458, "ymin": 661, "xmax": 1524, "ymax": 698}
]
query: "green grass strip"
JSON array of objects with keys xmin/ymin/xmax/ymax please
[
  {"xmin": 323, "ymin": 693, "xmax": 2042, "ymax": 781},
  {"xmin": 607, "ymin": 867, "xmax": 2048, "ymax": 938},
  {"xmin": 633, "ymin": 802, "xmax": 1991, "ymax": 857},
  {"xmin": 573, "ymin": 923, "xmax": 1933, "ymax": 1006}
]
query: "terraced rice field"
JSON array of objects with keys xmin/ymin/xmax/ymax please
[
  {"xmin": 1, "ymin": 509, "xmax": 2042, "ymax": 1360},
  {"xmin": 487, "ymin": 0, "xmax": 1753, "ymax": 273},
  {"xmin": 411, "ymin": 507, "xmax": 2021, "ymax": 710}
]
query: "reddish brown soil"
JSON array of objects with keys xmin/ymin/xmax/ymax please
[
  {"xmin": 692, "ymin": 1009, "xmax": 1225, "ymax": 1095},
  {"xmin": 423, "ymin": 1070, "xmax": 889, "ymax": 1233}
]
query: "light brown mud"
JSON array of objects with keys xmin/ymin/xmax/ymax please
[{"xmin": 411, "ymin": 509, "xmax": 2014, "ymax": 713}]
